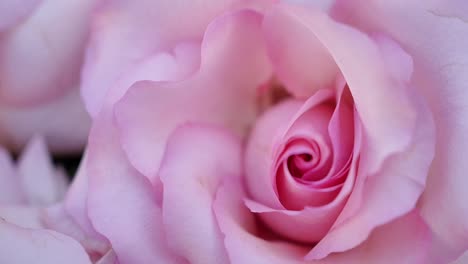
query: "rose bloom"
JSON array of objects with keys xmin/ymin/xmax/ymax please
[
  {"xmin": 21, "ymin": 0, "xmax": 467, "ymax": 263},
  {"xmin": 0, "ymin": 138, "xmax": 115, "ymax": 263},
  {"xmin": 0, "ymin": 0, "xmax": 94, "ymax": 154}
]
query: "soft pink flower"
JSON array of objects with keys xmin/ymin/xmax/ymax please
[
  {"xmin": 69, "ymin": 0, "xmax": 468, "ymax": 263},
  {"xmin": 0, "ymin": 138, "xmax": 112, "ymax": 263},
  {"xmin": 0, "ymin": 0, "xmax": 94, "ymax": 154}
]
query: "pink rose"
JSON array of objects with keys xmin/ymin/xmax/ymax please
[
  {"xmin": 0, "ymin": 138, "xmax": 115, "ymax": 263},
  {"xmin": 68, "ymin": 0, "xmax": 468, "ymax": 263},
  {"xmin": 0, "ymin": 0, "xmax": 94, "ymax": 154}
]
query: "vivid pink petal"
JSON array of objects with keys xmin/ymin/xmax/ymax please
[
  {"xmin": 81, "ymin": 0, "xmax": 254, "ymax": 116},
  {"xmin": 331, "ymin": 1, "xmax": 468, "ymax": 259},
  {"xmin": 115, "ymin": 10, "xmax": 272, "ymax": 179},
  {"xmin": 214, "ymin": 178, "xmax": 309, "ymax": 264},
  {"xmin": 160, "ymin": 124, "xmax": 243, "ymax": 264},
  {"xmin": 0, "ymin": 0, "xmax": 41, "ymax": 31},
  {"xmin": 17, "ymin": 137, "xmax": 68, "ymax": 205},
  {"xmin": 0, "ymin": 220, "xmax": 92, "ymax": 264},
  {"xmin": 0, "ymin": 89, "xmax": 91, "ymax": 154},
  {"xmin": 0, "ymin": 0, "xmax": 96, "ymax": 106},
  {"xmin": 85, "ymin": 111, "xmax": 182, "ymax": 264},
  {"xmin": 0, "ymin": 147, "xmax": 24, "ymax": 204}
]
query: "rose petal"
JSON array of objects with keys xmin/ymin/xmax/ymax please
[
  {"xmin": 17, "ymin": 136, "xmax": 68, "ymax": 205},
  {"xmin": 63, "ymin": 152, "xmax": 105, "ymax": 241},
  {"xmin": 0, "ymin": 220, "xmax": 92, "ymax": 264},
  {"xmin": 160, "ymin": 124, "xmax": 243, "ymax": 264},
  {"xmin": 214, "ymin": 178, "xmax": 309, "ymax": 264},
  {"xmin": 0, "ymin": 206, "xmax": 42, "ymax": 229},
  {"xmin": 0, "ymin": 0, "xmax": 95, "ymax": 105},
  {"xmin": 263, "ymin": 2, "xmax": 339, "ymax": 98},
  {"xmin": 81, "ymin": 0, "xmax": 252, "ymax": 116},
  {"xmin": 451, "ymin": 251, "xmax": 468, "ymax": 264},
  {"xmin": 42, "ymin": 204, "xmax": 109, "ymax": 258},
  {"xmin": 0, "ymin": 0, "xmax": 41, "ymax": 31},
  {"xmin": 114, "ymin": 10, "xmax": 272, "ymax": 179},
  {"xmin": 322, "ymin": 211, "xmax": 431, "ymax": 264},
  {"xmin": 85, "ymin": 110, "xmax": 182, "ymax": 263}
]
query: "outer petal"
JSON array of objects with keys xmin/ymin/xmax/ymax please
[
  {"xmin": 114, "ymin": 10, "xmax": 272, "ymax": 178},
  {"xmin": 95, "ymin": 41, "xmax": 201, "ymax": 114},
  {"xmin": 0, "ymin": 89, "xmax": 91, "ymax": 154},
  {"xmin": 322, "ymin": 211, "xmax": 431, "ymax": 264},
  {"xmin": 42, "ymin": 204, "xmax": 110, "ymax": 259},
  {"xmin": 17, "ymin": 137, "xmax": 68, "ymax": 206},
  {"xmin": 0, "ymin": 0, "xmax": 96, "ymax": 106},
  {"xmin": 85, "ymin": 110, "xmax": 182, "ymax": 264},
  {"xmin": 64, "ymin": 151, "xmax": 105, "ymax": 241},
  {"xmin": 0, "ymin": 0, "xmax": 41, "ymax": 31},
  {"xmin": 333, "ymin": 0, "xmax": 468, "ymax": 260},
  {"xmin": 0, "ymin": 220, "xmax": 92, "ymax": 264},
  {"xmin": 160, "ymin": 124, "xmax": 242, "ymax": 264},
  {"xmin": 81, "ymin": 0, "xmax": 256, "ymax": 116}
]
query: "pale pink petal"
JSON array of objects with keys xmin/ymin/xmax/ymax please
[
  {"xmin": 332, "ymin": 0, "xmax": 468, "ymax": 260},
  {"xmin": 0, "ymin": 89, "xmax": 91, "ymax": 154},
  {"xmin": 0, "ymin": 0, "xmax": 41, "ymax": 31},
  {"xmin": 0, "ymin": 220, "xmax": 92, "ymax": 264},
  {"xmin": 115, "ymin": 10, "xmax": 272, "ymax": 178},
  {"xmin": 0, "ymin": 0, "xmax": 96, "ymax": 106},
  {"xmin": 322, "ymin": 211, "xmax": 431, "ymax": 264},
  {"xmin": 42, "ymin": 204, "xmax": 109, "ymax": 259},
  {"xmin": 0, "ymin": 206, "xmax": 42, "ymax": 228},
  {"xmin": 214, "ymin": 178, "xmax": 309, "ymax": 264},
  {"xmin": 0, "ymin": 147, "xmax": 24, "ymax": 204},
  {"xmin": 96, "ymin": 250, "xmax": 119, "ymax": 264},
  {"xmin": 81, "ymin": 0, "xmax": 253, "ymax": 116},
  {"xmin": 17, "ymin": 136, "xmax": 68, "ymax": 205},
  {"xmin": 245, "ymin": 99, "xmax": 303, "ymax": 209},
  {"xmin": 451, "ymin": 251, "xmax": 468, "ymax": 264},
  {"xmin": 263, "ymin": 3, "xmax": 339, "ymax": 98},
  {"xmin": 97, "ymin": 41, "xmax": 201, "ymax": 113},
  {"xmin": 63, "ymin": 152, "xmax": 105, "ymax": 241},
  {"xmin": 160, "ymin": 124, "xmax": 243, "ymax": 264},
  {"xmin": 85, "ymin": 111, "xmax": 182, "ymax": 264}
]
